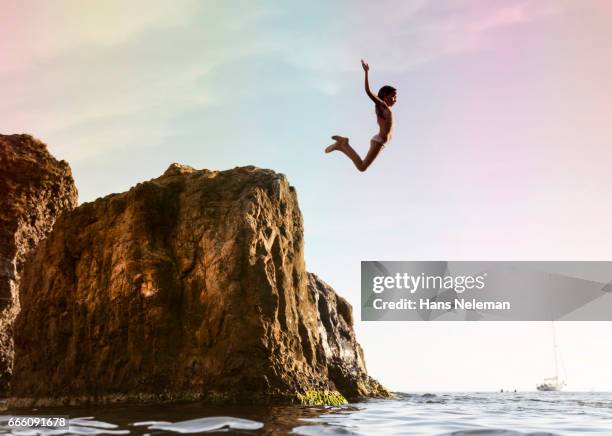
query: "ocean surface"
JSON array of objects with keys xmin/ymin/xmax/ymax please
[{"xmin": 2, "ymin": 391, "xmax": 612, "ymax": 435}]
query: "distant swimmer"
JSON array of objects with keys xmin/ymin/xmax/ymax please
[{"xmin": 325, "ymin": 59, "xmax": 397, "ymax": 172}]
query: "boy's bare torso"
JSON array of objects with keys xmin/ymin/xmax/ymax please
[{"xmin": 377, "ymin": 106, "xmax": 394, "ymax": 143}]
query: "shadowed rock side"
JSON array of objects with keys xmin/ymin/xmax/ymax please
[
  {"xmin": 307, "ymin": 273, "xmax": 388, "ymax": 400},
  {"xmin": 11, "ymin": 163, "xmax": 388, "ymax": 406},
  {"xmin": 0, "ymin": 134, "xmax": 78, "ymax": 394}
]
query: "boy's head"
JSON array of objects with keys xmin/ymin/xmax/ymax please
[{"xmin": 378, "ymin": 85, "xmax": 397, "ymax": 106}]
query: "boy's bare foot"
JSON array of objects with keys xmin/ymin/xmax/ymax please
[
  {"xmin": 325, "ymin": 142, "xmax": 339, "ymax": 153},
  {"xmin": 325, "ymin": 135, "xmax": 348, "ymax": 153}
]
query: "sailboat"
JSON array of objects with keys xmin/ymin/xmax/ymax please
[{"xmin": 536, "ymin": 322, "xmax": 566, "ymax": 391}]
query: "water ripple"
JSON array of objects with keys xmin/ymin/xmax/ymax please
[{"xmin": 1, "ymin": 392, "xmax": 612, "ymax": 435}]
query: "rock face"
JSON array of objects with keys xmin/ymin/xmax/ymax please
[
  {"xmin": 11, "ymin": 164, "xmax": 387, "ymax": 406},
  {"xmin": 0, "ymin": 134, "xmax": 78, "ymax": 394}
]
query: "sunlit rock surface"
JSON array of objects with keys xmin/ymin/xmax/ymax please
[
  {"xmin": 11, "ymin": 163, "xmax": 388, "ymax": 405},
  {"xmin": 0, "ymin": 134, "xmax": 78, "ymax": 394}
]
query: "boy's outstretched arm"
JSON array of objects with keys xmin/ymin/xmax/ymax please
[{"xmin": 362, "ymin": 59, "xmax": 386, "ymax": 106}]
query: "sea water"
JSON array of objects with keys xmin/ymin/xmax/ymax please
[{"xmin": 2, "ymin": 391, "xmax": 611, "ymax": 435}]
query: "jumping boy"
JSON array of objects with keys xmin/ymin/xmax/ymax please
[{"xmin": 325, "ymin": 59, "xmax": 397, "ymax": 172}]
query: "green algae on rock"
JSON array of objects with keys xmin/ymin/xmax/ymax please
[{"xmin": 297, "ymin": 390, "xmax": 348, "ymax": 406}]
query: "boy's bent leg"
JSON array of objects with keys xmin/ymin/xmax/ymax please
[
  {"xmin": 358, "ymin": 140, "xmax": 385, "ymax": 172},
  {"xmin": 326, "ymin": 136, "xmax": 364, "ymax": 169},
  {"xmin": 325, "ymin": 137, "xmax": 384, "ymax": 172},
  {"xmin": 337, "ymin": 142, "xmax": 366, "ymax": 170}
]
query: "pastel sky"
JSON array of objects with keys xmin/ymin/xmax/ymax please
[{"xmin": 3, "ymin": 0, "xmax": 612, "ymax": 391}]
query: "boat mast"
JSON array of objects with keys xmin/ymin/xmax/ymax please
[
  {"xmin": 553, "ymin": 322, "xmax": 558, "ymax": 379},
  {"xmin": 552, "ymin": 321, "xmax": 561, "ymax": 383}
]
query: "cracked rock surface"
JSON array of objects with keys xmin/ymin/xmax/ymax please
[
  {"xmin": 0, "ymin": 134, "xmax": 78, "ymax": 394},
  {"xmin": 11, "ymin": 163, "xmax": 388, "ymax": 406}
]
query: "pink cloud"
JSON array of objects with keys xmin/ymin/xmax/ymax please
[{"xmin": 335, "ymin": 0, "xmax": 563, "ymax": 73}]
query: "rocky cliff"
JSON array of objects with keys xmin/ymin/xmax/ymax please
[
  {"xmin": 11, "ymin": 163, "xmax": 388, "ymax": 406},
  {"xmin": 0, "ymin": 134, "xmax": 78, "ymax": 394}
]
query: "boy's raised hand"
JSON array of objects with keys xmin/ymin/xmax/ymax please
[{"xmin": 361, "ymin": 59, "xmax": 369, "ymax": 72}]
